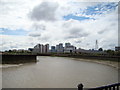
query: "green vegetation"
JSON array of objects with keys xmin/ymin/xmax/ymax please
[
  {"xmin": 2, "ymin": 49, "xmax": 120, "ymax": 56},
  {"xmin": 2, "ymin": 50, "xmax": 34, "ymax": 55},
  {"xmin": 98, "ymin": 48, "xmax": 103, "ymax": 51},
  {"xmin": 104, "ymin": 49, "xmax": 120, "ymax": 56}
]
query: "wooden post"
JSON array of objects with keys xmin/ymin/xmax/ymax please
[{"xmin": 78, "ymin": 83, "xmax": 83, "ymax": 90}]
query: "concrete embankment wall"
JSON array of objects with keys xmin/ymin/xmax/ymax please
[
  {"xmin": 2, "ymin": 55, "xmax": 37, "ymax": 64},
  {"xmin": 36, "ymin": 53, "xmax": 119, "ymax": 61},
  {"xmin": 68, "ymin": 55, "xmax": 119, "ymax": 61},
  {"xmin": 52, "ymin": 54, "xmax": 119, "ymax": 61}
]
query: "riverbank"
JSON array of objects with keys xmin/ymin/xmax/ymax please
[
  {"xmin": 69, "ymin": 58, "xmax": 119, "ymax": 69},
  {"xmin": 1, "ymin": 54, "xmax": 119, "ymax": 69},
  {"xmin": 51, "ymin": 54, "xmax": 119, "ymax": 69}
]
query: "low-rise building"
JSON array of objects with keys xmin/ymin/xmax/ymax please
[
  {"xmin": 115, "ymin": 46, "xmax": 120, "ymax": 51},
  {"xmin": 76, "ymin": 48, "xmax": 105, "ymax": 54}
]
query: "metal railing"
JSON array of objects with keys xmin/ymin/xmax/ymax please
[{"xmin": 78, "ymin": 83, "xmax": 120, "ymax": 90}]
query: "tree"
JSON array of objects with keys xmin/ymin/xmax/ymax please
[
  {"xmin": 8, "ymin": 50, "xmax": 12, "ymax": 52},
  {"xmin": 98, "ymin": 48, "xmax": 103, "ymax": 51},
  {"xmin": 106, "ymin": 49, "xmax": 115, "ymax": 55}
]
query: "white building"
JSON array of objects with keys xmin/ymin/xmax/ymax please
[
  {"xmin": 64, "ymin": 43, "xmax": 76, "ymax": 53},
  {"xmin": 76, "ymin": 48, "xmax": 106, "ymax": 54},
  {"xmin": 32, "ymin": 44, "xmax": 49, "ymax": 53}
]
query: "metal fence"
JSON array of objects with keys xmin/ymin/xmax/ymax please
[{"xmin": 78, "ymin": 83, "xmax": 120, "ymax": 90}]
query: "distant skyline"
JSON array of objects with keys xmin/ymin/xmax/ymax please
[{"xmin": 0, "ymin": 0, "xmax": 119, "ymax": 51}]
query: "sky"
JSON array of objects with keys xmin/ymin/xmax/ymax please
[{"xmin": 0, "ymin": 0, "xmax": 119, "ymax": 51}]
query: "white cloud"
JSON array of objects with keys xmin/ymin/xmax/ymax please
[
  {"xmin": 29, "ymin": 1, "xmax": 59, "ymax": 21},
  {"xmin": 0, "ymin": 0, "xmax": 119, "ymax": 50},
  {"xmin": 1, "ymin": 35, "xmax": 30, "ymax": 50}
]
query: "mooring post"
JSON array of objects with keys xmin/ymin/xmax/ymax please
[{"xmin": 78, "ymin": 83, "xmax": 83, "ymax": 90}]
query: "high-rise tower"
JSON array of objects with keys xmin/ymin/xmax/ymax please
[{"xmin": 95, "ymin": 40, "xmax": 98, "ymax": 50}]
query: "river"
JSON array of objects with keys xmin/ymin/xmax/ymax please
[{"xmin": 2, "ymin": 56, "xmax": 118, "ymax": 88}]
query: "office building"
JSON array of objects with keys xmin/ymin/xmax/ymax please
[
  {"xmin": 64, "ymin": 43, "xmax": 76, "ymax": 53},
  {"xmin": 65, "ymin": 43, "xmax": 71, "ymax": 47},
  {"xmin": 32, "ymin": 44, "xmax": 49, "ymax": 53},
  {"xmin": 45, "ymin": 44, "xmax": 49, "ymax": 53},
  {"xmin": 32, "ymin": 44, "xmax": 41, "ymax": 53},
  {"xmin": 115, "ymin": 46, "xmax": 120, "ymax": 51},
  {"xmin": 56, "ymin": 43, "xmax": 64, "ymax": 53},
  {"xmin": 51, "ymin": 46, "xmax": 56, "ymax": 53}
]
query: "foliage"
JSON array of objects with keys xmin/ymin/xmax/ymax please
[{"xmin": 98, "ymin": 48, "xmax": 103, "ymax": 51}]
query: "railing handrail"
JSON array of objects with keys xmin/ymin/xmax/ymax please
[{"xmin": 78, "ymin": 83, "xmax": 120, "ymax": 90}]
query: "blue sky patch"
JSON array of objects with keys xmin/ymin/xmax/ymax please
[
  {"xmin": 63, "ymin": 2, "xmax": 118, "ymax": 21},
  {"xmin": 84, "ymin": 2, "xmax": 118, "ymax": 15},
  {"xmin": 63, "ymin": 14, "xmax": 95, "ymax": 21},
  {"xmin": 0, "ymin": 28, "xmax": 28, "ymax": 36}
]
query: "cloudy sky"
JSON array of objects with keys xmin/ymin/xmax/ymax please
[{"xmin": 0, "ymin": 0, "xmax": 119, "ymax": 51}]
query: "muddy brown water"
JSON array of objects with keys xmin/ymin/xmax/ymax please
[{"xmin": 2, "ymin": 56, "xmax": 118, "ymax": 88}]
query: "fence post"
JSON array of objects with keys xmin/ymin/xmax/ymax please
[{"xmin": 78, "ymin": 83, "xmax": 83, "ymax": 90}]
